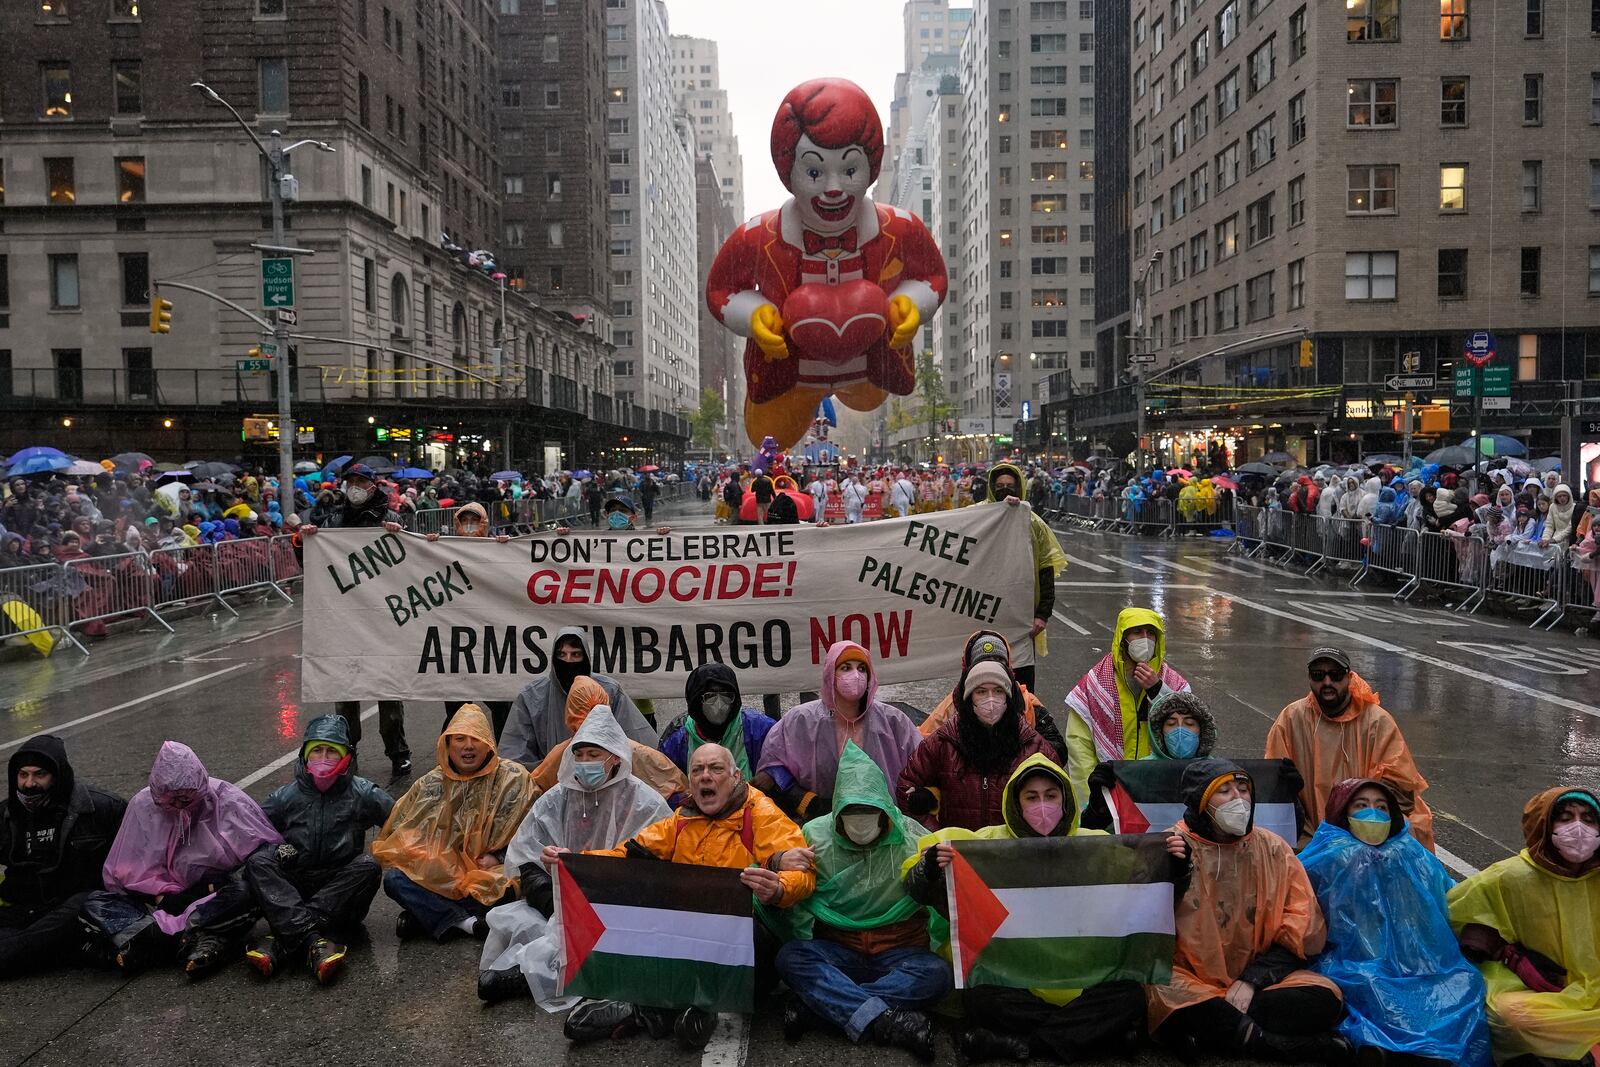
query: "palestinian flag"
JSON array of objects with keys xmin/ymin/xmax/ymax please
[
  {"xmin": 947, "ymin": 835, "xmax": 1176, "ymax": 991},
  {"xmin": 555, "ymin": 854, "xmax": 754, "ymax": 1013},
  {"xmin": 1083, "ymin": 758, "xmax": 1303, "ymax": 845}
]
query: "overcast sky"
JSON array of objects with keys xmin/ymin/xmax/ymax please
[{"xmin": 663, "ymin": 0, "xmax": 905, "ymax": 217}]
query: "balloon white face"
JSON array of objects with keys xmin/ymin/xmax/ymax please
[{"xmin": 789, "ymin": 134, "xmax": 873, "ymax": 234}]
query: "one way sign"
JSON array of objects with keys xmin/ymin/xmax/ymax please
[{"xmin": 1384, "ymin": 374, "xmax": 1435, "ymax": 391}]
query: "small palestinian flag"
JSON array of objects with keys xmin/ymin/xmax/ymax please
[
  {"xmin": 1082, "ymin": 758, "xmax": 1304, "ymax": 845},
  {"xmin": 947, "ymin": 835, "xmax": 1176, "ymax": 991},
  {"xmin": 555, "ymin": 854, "xmax": 754, "ymax": 1013}
]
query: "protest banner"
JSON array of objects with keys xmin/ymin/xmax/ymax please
[{"xmin": 301, "ymin": 504, "xmax": 1036, "ymax": 700}]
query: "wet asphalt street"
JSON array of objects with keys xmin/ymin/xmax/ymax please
[{"xmin": 2, "ymin": 497, "xmax": 1597, "ymax": 1067}]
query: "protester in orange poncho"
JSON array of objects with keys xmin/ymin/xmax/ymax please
[
  {"xmin": 1148, "ymin": 759, "xmax": 1351, "ymax": 1063},
  {"xmin": 372, "ymin": 703, "xmax": 540, "ymax": 942},
  {"xmin": 1264, "ymin": 646, "xmax": 1435, "ymax": 850},
  {"xmin": 528, "ymin": 678, "xmax": 684, "ymax": 803}
]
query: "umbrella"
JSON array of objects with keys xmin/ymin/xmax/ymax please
[
  {"xmin": 394, "ymin": 467, "xmax": 435, "ymax": 480},
  {"xmin": 321, "ymin": 455, "xmax": 355, "ymax": 478},
  {"xmin": 637, "ymin": 464, "xmax": 661, "ymax": 473},
  {"xmin": 1424, "ymin": 445, "xmax": 1478, "ymax": 467},
  {"xmin": 490, "ymin": 470, "xmax": 522, "ymax": 482},
  {"xmin": 154, "ymin": 470, "xmax": 196, "ymax": 484},
  {"xmin": 189, "ymin": 481, "xmax": 224, "ymax": 492},
  {"xmin": 1534, "ymin": 456, "xmax": 1563, "ymax": 474},
  {"xmin": 1236, "ymin": 462, "xmax": 1280, "ymax": 477},
  {"xmin": 1504, "ymin": 458, "xmax": 1534, "ymax": 479},
  {"xmin": 187, "ymin": 461, "xmax": 239, "ymax": 479},
  {"xmin": 1166, "ymin": 468, "xmax": 1194, "ymax": 479},
  {"xmin": 7, "ymin": 454, "xmax": 73, "ymax": 477},
  {"xmin": 5, "ymin": 446, "xmax": 69, "ymax": 467},
  {"xmin": 571, "ymin": 469, "xmax": 593, "ymax": 480},
  {"xmin": 1211, "ymin": 476, "xmax": 1239, "ymax": 490},
  {"xmin": 1457, "ymin": 433, "xmax": 1528, "ymax": 458},
  {"xmin": 293, "ymin": 460, "xmax": 322, "ymax": 474},
  {"xmin": 1261, "ymin": 451, "xmax": 1297, "ymax": 467},
  {"xmin": 110, "ymin": 451, "xmax": 155, "ymax": 471},
  {"xmin": 354, "ymin": 455, "xmax": 397, "ymax": 474},
  {"xmin": 1362, "ymin": 454, "xmax": 1403, "ymax": 467},
  {"xmin": 63, "ymin": 459, "xmax": 109, "ymax": 477}
]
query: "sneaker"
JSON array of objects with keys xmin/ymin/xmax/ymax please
[
  {"xmin": 305, "ymin": 937, "xmax": 347, "ymax": 986},
  {"xmin": 183, "ymin": 933, "xmax": 228, "ymax": 979},
  {"xmin": 782, "ymin": 995, "xmax": 816, "ymax": 1043},
  {"xmin": 958, "ymin": 1026, "xmax": 1030, "ymax": 1063},
  {"xmin": 391, "ymin": 756, "xmax": 413, "ymax": 778},
  {"xmin": 563, "ymin": 999, "xmax": 643, "ymax": 1043},
  {"xmin": 871, "ymin": 1008, "xmax": 935, "ymax": 1062},
  {"xmin": 675, "ymin": 1007, "xmax": 718, "ymax": 1052},
  {"xmin": 244, "ymin": 934, "xmax": 283, "ymax": 979},
  {"xmin": 470, "ymin": 916, "xmax": 489, "ymax": 941},
  {"xmin": 395, "ymin": 910, "xmax": 423, "ymax": 941},
  {"xmin": 477, "ymin": 966, "xmax": 531, "ymax": 1004}
]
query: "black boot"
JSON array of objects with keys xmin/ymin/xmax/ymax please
[
  {"xmin": 783, "ymin": 995, "xmax": 817, "ymax": 1043},
  {"xmin": 870, "ymin": 1008, "xmax": 936, "ymax": 1062},
  {"xmin": 675, "ymin": 1006, "xmax": 718, "ymax": 1051},
  {"xmin": 958, "ymin": 1026, "xmax": 1031, "ymax": 1063},
  {"xmin": 563, "ymin": 999, "xmax": 643, "ymax": 1043},
  {"xmin": 477, "ymin": 966, "xmax": 531, "ymax": 1004},
  {"xmin": 182, "ymin": 932, "xmax": 231, "ymax": 979},
  {"xmin": 1247, "ymin": 1024, "xmax": 1355, "ymax": 1066}
]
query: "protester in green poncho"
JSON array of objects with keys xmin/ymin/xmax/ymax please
[
  {"xmin": 659, "ymin": 663, "xmax": 776, "ymax": 783},
  {"xmin": 772, "ymin": 742, "xmax": 949, "ymax": 1060}
]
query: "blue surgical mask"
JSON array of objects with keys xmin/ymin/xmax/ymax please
[
  {"xmin": 1349, "ymin": 807, "xmax": 1391, "ymax": 845},
  {"xmin": 1163, "ymin": 725, "xmax": 1200, "ymax": 759},
  {"xmin": 573, "ymin": 760, "xmax": 610, "ymax": 789},
  {"xmin": 606, "ymin": 512, "xmax": 630, "ymax": 530}
]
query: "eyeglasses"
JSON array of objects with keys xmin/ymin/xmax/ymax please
[{"xmin": 1309, "ymin": 667, "xmax": 1348, "ymax": 683}]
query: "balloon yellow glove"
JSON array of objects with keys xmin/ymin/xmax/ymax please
[
  {"xmin": 887, "ymin": 295, "xmax": 921, "ymax": 349},
  {"xmin": 750, "ymin": 305, "xmax": 789, "ymax": 361}
]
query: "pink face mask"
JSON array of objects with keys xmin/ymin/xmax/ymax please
[
  {"xmin": 835, "ymin": 669, "xmax": 869, "ymax": 702},
  {"xmin": 1021, "ymin": 799, "xmax": 1063, "ymax": 836},
  {"xmin": 306, "ymin": 754, "xmax": 351, "ymax": 793},
  {"xmin": 1552, "ymin": 820, "xmax": 1600, "ymax": 864}
]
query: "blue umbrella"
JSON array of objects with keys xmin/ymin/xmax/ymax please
[
  {"xmin": 571, "ymin": 469, "xmax": 593, "ymax": 480},
  {"xmin": 394, "ymin": 467, "xmax": 435, "ymax": 480},
  {"xmin": 1458, "ymin": 434, "xmax": 1527, "ymax": 458},
  {"xmin": 5, "ymin": 446, "xmax": 69, "ymax": 467},
  {"xmin": 7, "ymin": 453, "xmax": 74, "ymax": 477},
  {"xmin": 491, "ymin": 470, "xmax": 522, "ymax": 482},
  {"xmin": 321, "ymin": 455, "xmax": 354, "ymax": 478}
]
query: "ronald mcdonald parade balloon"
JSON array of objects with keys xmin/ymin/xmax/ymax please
[{"xmin": 705, "ymin": 77, "xmax": 949, "ymax": 449}]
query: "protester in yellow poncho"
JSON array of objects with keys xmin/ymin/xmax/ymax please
[
  {"xmin": 984, "ymin": 462, "xmax": 1069, "ymax": 694},
  {"xmin": 1448, "ymin": 787, "xmax": 1600, "ymax": 1065},
  {"xmin": 372, "ymin": 703, "xmax": 540, "ymax": 942}
]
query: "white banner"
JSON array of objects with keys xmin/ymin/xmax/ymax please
[{"xmin": 301, "ymin": 505, "xmax": 1037, "ymax": 701}]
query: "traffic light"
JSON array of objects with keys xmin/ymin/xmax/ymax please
[
  {"xmin": 247, "ymin": 346, "xmax": 263, "ymax": 358},
  {"xmin": 1298, "ymin": 337, "xmax": 1314, "ymax": 368},
  {"xmin": 148, "ymin": 292, "xmax": 173, "ymax": 334}
]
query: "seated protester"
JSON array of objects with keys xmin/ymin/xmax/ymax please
[
  {"xmin": 243, "ymin": 715, "xmax": 395, "ymax": 985},
  {"xmin": 372, "ymin": 704, "xmax": 540, "ymax": 943},
  {"xmin": 1266, "ymin": 647, "xmax": 1434, "ymax": 850},
  {"xmin": 528, "ymin": 679, "xmax": 683, "ymax": 803},
  {"xmin": 85, "ymin": 741, "xmax": 281, "ymax": 977},
  {"xmin": 1299, "ymin": 778, "xmax": 1493, "ymax": 1067},
  {"xmin": 560, "ymin": 743, "xmax": 815, "ymax": 1052},
  {"xmin": 477, "ymin": 706, "xmax": 671, "ymax": 1006},
  {"xmin": 659, "ymin": 662, "xmax": 776, "ymax": 789},
  {"xmin": 895, "ymin": 660, "xmax": 1057, "ymax": 831},
  {"xmin": 1063, "ymin": 607, "xmax": 1191, "ymax": 806},
  {"xmin": 500, "ymin": 627, "xmax": 656, "ymax": 767},
  {"xmin": 1448, "ymin": 788, "xmax": 1600, "ymax": 1067},
  {"xmin": 901, "ymin": 755, "xmax": 1148, "ymax": 1063},
  {"xmin": 1141, "ymin": 690, "xmax": 1217, "ymax": 761},
  {"xmin": 1147, "ymin": 759, "xmax": 1351, "ymax": 1065},
  {"xmin": 915, "ymin": 630, "xmax": 1067, "ymax": 757},
  {"xmin": 775, "ymin": 743, "xmax": 950, "ymax": 1059},
  {"xmin": 0, "ymin": 735, "xmax": 126, "ymax": 979},
  {"xmin": 754, "ymin": 641, "xmax": 921, "ymax": 823}
]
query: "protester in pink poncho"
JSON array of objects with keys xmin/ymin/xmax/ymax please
[{"xmin": 83, "ymin": 741, "xmax": 280, "ymax": 978}]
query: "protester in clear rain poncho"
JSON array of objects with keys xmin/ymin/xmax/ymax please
[
  {"xmin": 527, "ymin": 678, "xmax": 683, "ymax": 803},
  {"xmin": 85, "ymin": 741, "xmax": 281, "ymax": 977},
  {"xmin": 476, "ymin": 706, "xmax": 671, "ymax": 1007},
  {"xmin": 1448, "ymin": 788, "xmax": 1600, "ymax": 1067},
  {"xmin": 1298, "ymin": 778, "xmax": 1493, "ymax": 1067}
]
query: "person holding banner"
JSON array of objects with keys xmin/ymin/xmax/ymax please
[
  {"xmin": 1147, "ymin": 758, "xmax": 1352, "ymax": 1064},
  {"xmin": 753, "ymin": 641, "xmax": 921, "ymax": 823},
  {"xmin": 773, "ymin": 742, "xmax": 948, "ymax": 1059},
  {"xmin": 500, "ymin": 627, "xmax": 656, "ymax": 767},
  {"xmin": 659, "ymin": 662, "xmax": 777, "ymax": 785},
  {"xmin": 527, "ymin": 680, "xmax": 683, "ymax": 803},
  {"xmin": 982, "ymin": 462, "xmax": 1068, "ymax": 696},
  {"xmin": 476, "ymin": 706, "xmax": 672, "ymax": 1007},
  {"xmin": 901, "ymin": 754, "xmax": 1149, "ymax": 1063}
]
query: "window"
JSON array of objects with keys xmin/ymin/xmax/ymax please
[
  {"xmin": 1246, "ymin": 272, "xmax": 1275, "ymax": 322},
  {"xmin": 1032, "ymin": 225, "xmax": 1069, "ymax": 243},
  {"xmin": 259, "ymin": 58, "xmax": 288, "ymax": 112},
  {"xmin": 1347, "ymin": 0, "xmax": 1399, "ymax": 41},
  {"xmin": 504, "ymin": 175, "xmax": 524, "ymax": 195},
  {"xmin": 360, "ymin": 165, "xmax": 372, "ymax": 206},
  {"xmin": 1190, "ymin": 232, "xmax": 1209, "ymax": 275},
  {"xmin": 545, "ymin": 82, "xmax": 561, "ymax": 108},
  {"xmin": 1216, "ymin": 69, "xmax": 1239, "ymax": 120},
  {"xmin": 1191, "ymin": 28, "xmax": 1210, "ymax": 75},
  {"xmin": 1287, "ymin": 258, "xmax": 1306, "ymax": 309},
  {"xmin": 1170, "ymin": 245, "xmax": 1187, "ymax": 283},
  {"xmin": 1247, "ymin": 116, "xmax": 1276, "ymax": 170},
  {"xmin": 1520, "ymin": 248, "xmax": 1541, "ymax": 296},
  {"xmin": 1246, "ymin": 193, "xmax": 1275, "ymax": 245},
  {"xmin": 1591, "ymin": 160, "xmax": 1600, "ymax": 208},
  {"xmin": 1215, "ymin": 215, "xmax": 1239, "ymax": 261},
  {"xmin": 1031, "ymin": 32, "xmax": 1067, "ymax": 51},
  {"xmin": 1288, "ymin": 92, "xmax": 1306, "ymax": 144},
  {"xmin": 1191, "ymin": 164, "xmax": 1209, "ymax": 208},
  {"xmin": 1215, "ymin": 142, "xmax": 1239, "ymax": 191},
  {"xmin": 1520, "ymin": 160, "xmax": 1542, "ymax": 211},
  {"xmin": 1215, "ymin": 286, "xmax": 1239, "ymax": 331},
  {"xmin": 116, "ymin": 157, "xmax": 145, "ymax": 203},
  {"xmin": 1526, "ymin": 0, "xmax": 1543, "ymax": 35},
  {"xmin": 1031, "ymin": 129, "xmax": 1070, "ymax": 150},
  {"xmin": 1289, "ymin": 6, "xmax": 1307, "ymax": 60},
  {"xmin": 1248, "ymin": 37, "xmax": 1276, "ymax": 94},
  {"xmin": 548, "ymin": 222, "xmax": 564, "ymax": 248},
  {"xmin": 55, "ymin": 351, "xmax": 83, "ymax": 402},
  {"xmin": 1151, "ymin": 195, "xmax": 1166, "ymax": 234},
  {"xmin": 124, "ymin": 349, "xmax": 153, "ymax": 400},
  {"xmin": 1217, "ymin": 1, "xmax": 1240, "ymax": 48},
  {"xmin": 45, "ymin": 158, "xmax": 76, "ymax": 204},
  {"xmin": 42, "ymin": 64, "xmax": 73, "ymax": 118},
  {"xmin": 1590, "ymin": 247, "xmax": 1600, "ymax": 296},
  {"xmin": 1441, "ymin": 77, "xmax": 1468, "ymax": 126},
  {"xmin": 1030, "ymin": 97, "xmax": 1067, "ymax": 116},
  {"xmin": 362, "ymin": 258, "xmax": 376, "ymax": 311},
  {"xmin": 1592, "ymin": 74, "xmax": 1600, "ymax": 124},
  {"xmin": 1171, "ymin": 179, "xmax": 1187, "ymax": 221},
  {"xmin": 1031, "ymin": 66, "xmax": 1069, "ymax": 85},
  {"xmin": 1438, "ymin": 248, "xmax": 1468, "ymax": 298},
  {"xmin": 1523, "ymin": 75, "xmax": 1542, "ymax": 124},
  {"xmin": 542, "ymin": 33, "xmax": 559, "ymax": 62},
  {"xmin": 1347, "ymin": 165, "xmax": 1397, "ymax": 214},
  {"xmin": 1189, "ymin": 298, "xmax": 1208, "ymax": 338},
  {"xmin": 501, "ymin": 83, "xmax": 522, "ymax": 107},
  {"xmin": 1441, "ymin": 0, "xmax": 1467, "ymax": 38},
  {"xmin": 120, "ymin": 252, "xmax": 149, "ymax": 307},
  {"xmin": 1190, "ymin": 99, "xmax": 1209, "ymax": 143},
  {"xmin": 547, "ymin": 172, "xmax": 562, "ymax": 198},
  {"xmin": 1348, "ymin": 80, "xmax": 1398, "ymax": 127},
  {"xmin": 1287, "ymin": 174, "xmax": 1306, "ymax": 226},
  {"xmin": 1439, "ymin": 164, "xmax": 1467, "ymax": 211},
  {"xmin": 1346, "ymin": 252, "xmax": 1397, "ymax": 300},
  {"xmin": 50, "ymin": 254, "xmax": 80, "ymax": 309},
  {"xmin": 113, "ymin": 61, "xmax": 142, "ymax": 114}
]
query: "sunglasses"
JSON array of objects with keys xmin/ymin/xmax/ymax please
[{"xmin": 1309, "ymin": 667, "xmax": 1348, "ymax": 683}]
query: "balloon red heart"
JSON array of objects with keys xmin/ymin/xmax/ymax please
[{"xmin": 782, "ymin": 280, "xmax": 889, "ymax": 365}]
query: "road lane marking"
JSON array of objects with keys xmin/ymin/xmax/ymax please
[
  {"xmin": 1098, "ymin": 554, "xmax": 1162, "ymax": 574},
  {"xmin": 234, "ymin": 703, "xmax": 379, "ymax": 790},
  {"xmin": 0, "ymin": 663, "xmax": 255, "ymax": 753},
  {"xmin": 1062, "ymin": 552, "xmax": 1113, "ymax": 573},
  {"xmin": 233, "ymin": 621, "xmax": 302, "ymax": 644},
  {"xmin": 1051, "ymin": 610, "xmax": 1091, "ymax": 636},
  {"xmin": 1435, "ymin": 845, "xmax": 1481, "ymax": 879},
  {"xmin": 700, "ymin": 1012, "xmax": 749, "ymax": 1067},
  {"xmin": 1143, "ymin": 556, "xmax": 1214, "ymax": 577}
]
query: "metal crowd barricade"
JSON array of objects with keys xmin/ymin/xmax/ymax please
[
  {"xmin": 1252, "ymin": 509, "xmax": 1296, "ymax": 561},
  {"xmin": 270, "ymin": 533, "xmax": 303, "ymax": 590},
  {"xmin": 0, "ymin": 560, "xmax": 87, "ymax": 655},
  {"xmin": 1135, "ymin": 497, "xmax": 1176, "ymax": 536},
  {"xmin": 61, "ymin": 550, "xmax": 176, "ymax": 640},
  {"xmin": 1401, "ymin": 530, "xmax": 1488, "ymax": 612},
  {"xmin": 1364, "ymin": 523, "xmax": 1417, "ymax": 586},
  {"xmin": 1561, "ymin": 548, "xmax": 1600, "ymax": 629},
  {"xmin": 1290, "ymin": 513, "xmax": 1329, "ymax": 573},
  {"xmin": 1484, "ymin": 540, "xmax": 1565, "ymax": 628},
  {"xmin": 1231, "ymin": 505, "xmax": 1264, "ymax": 554},
  {"xmin": 214, "ymin": 536, "xmax": 294, "ymax": 607},
  {"xmin": 1317, "ymin": 515, "xmax": 1369, "ymax": 583}
]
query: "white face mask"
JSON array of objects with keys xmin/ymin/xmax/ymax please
[
  {"xmin": 700, "ymin": 692, "xmax": 736, "ymax": 727},
  {"xmin": 1127, "ymin": 636, "xmax": 1157, "ymax": 664},
  {"xmin": 840, "ymin": 812, "xmax": 882, "ymax": 846},
  {"xmin": 1210, "ymin": 797, "xmax": 1252, "ymax": 836},
  {"xmin": 344, "ymin": 485, "xmax": 371, "ymax": 507}
]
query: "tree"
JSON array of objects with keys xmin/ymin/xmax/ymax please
[
  {"xmin": 915, "ymin": 350, "xmax": 957, "ymax": 455},
  {"xmin": 688, "ymin": 387, "xmax": 726, "ymax": 450}
]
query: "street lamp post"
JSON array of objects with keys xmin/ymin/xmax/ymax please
[
  {"xmin": 1132, "ymin": 250, "xmax": 1164, "ymax": 473},
  {"xmin": 192, "ymin": 82, "xmax": 333, "ymax": 507}
]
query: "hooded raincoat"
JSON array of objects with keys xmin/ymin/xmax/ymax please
[
  {"xmin": 101, "ymin": 742, "xmax": 282, "ymax": 935},
  {"xmin": 756, "ymin": 641, "xmax": 921, "ymax": 816},
  {"xmin": 500, "ymin": 627, "xmax": 656, "ymax": 766},
  {"xmin": 480, "ymin": 706, "xmax": 672, "ymax": 1009},
  {"xmin": 1141, "ymin": 690, "xmax": 1218, "ymax": 761},
  {"xmin": 1299, "ymin": 779, "xmax": 1492, "ymax": 1065},
  {"xmin": 1447, "ymin": 787, "xmax": 1600, "ymax": 1063},
  {"xmin": 370, "ymin": 704, "xmax": 540, "ymax": 906},
  {"xmin": 1063, "ymin": 608, "xmax": 1191, "ymax": 806},
  {"xmin": 2, "ymin": 735, "xmax": 126, "ymax": 911},
  {"xmin": 1264, "ymin": 672, "xmax": 1434, "ymax": 850},
  {"xmin": 659, "ymin": 662, "xmax": 776, "ymax": 779},
  {"xmin": 528, "ymin": 678, "xmax": 684, "ymax": 801},
  {"xmin": 985, "ymin": 461, "xmax": 1069, "ymax": 666},
  {"xmin": 1146, "ymin": 758, "xmax": 1339, "ymax": 1030}
]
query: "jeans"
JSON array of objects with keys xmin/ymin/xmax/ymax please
[
  {"xmin": 82, "ymin": 872, "xmax": 257, "ymax": 952},
  {"xmin": 775, "ymin": 939, "xmax": 951, "ymax": 1041},
  {"xmin": 245, "ymin": 848, "xmax": 382, "ymax": 948},
  {"xmin": 382, "ymin": 868, "xmax": 489, "ymax": 942},
  {"xmin": 0, "ymin": 891, "xmax": 92, "ymax": 978},
  {"xmin": 337, "ymin": 700, "xmax": 409, "ymax": 763}
]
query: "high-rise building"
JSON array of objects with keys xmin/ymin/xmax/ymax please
[
  {"xmin": 884, "ymin": 2, "xmax": 972, "ymax": 207},
  {"xmin": 1123, "ymin": 1, "xmax": 1600, "ymax": 461},
  {"xmin": 606, "ymin": 0, "xmax": 699, "ymax": 422},
  {"xmin": 1092, "ymin": 0, "xmax": 1133, "ymax": 397},
  {"xmin": 956, "ymin": 0, "xmax": 1098, "ymax": 450},
  {"xmin": 693, "ymin": 156, "xmax": 744, "ymax": 452},
  {"xmin": 670, "ymin": 35, "xmax": 744, "ymax": 222}
]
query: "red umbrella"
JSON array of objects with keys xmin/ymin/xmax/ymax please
[
  {"xmin": 1211, "ymin": 476, "xmax": 1239, "ymax": 490},
  {"xmin": 1166, "ymin": 468, "xmax": 1195, "ymax": 479},
  {"xmin": 637, "ymin": 464, "xmax": 660, "ymax": 473}
]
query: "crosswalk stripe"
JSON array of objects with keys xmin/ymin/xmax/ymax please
[{"xmin": 1063, "ymin": 552, "xmax": 1114, "ymax": 573}]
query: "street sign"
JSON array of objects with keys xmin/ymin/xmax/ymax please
[
  {"xmin": 274, "ymin": 307, "xmax": 298, "ymax": 325},
  {"xmin": 1483, "ymin": 396, "xmax": 1511, "ymax": 411},
  {"xmin": 1400, "ymin": 350, "xmax": 1422, "ymax": 373},
  {"xmin": 261, "ymin": 257, "xmax": 295, "ymax": 308},
  {"xmin": 1384, "ymin": 374, "xmax": 1435, "ymax": 391},
  {"xmin": 1463, "ymin": 330, "xmax": 1496, "ymax": 367},
  {"xmin": 1583, "ymin": 420, "xmax": 1600, "ymax": 438},
  {"xmin": 1130, "ymin": 354, "xmax": 1157, "ymax": 364},
  {"xmin": 1454, "ymin": 365, "xmax": 1475, "ymax": 397},
  {"xmin": 1482, "ymin": 365, "xmax": 1511, "ymax": 397},
  {"xmin": 237, "ymin": 359, "xmax": 271, "ymax": 372}
]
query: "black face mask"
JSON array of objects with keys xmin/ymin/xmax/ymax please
[
  {"xmin": 553, "ymin": 652, "xmax": 588, "ymax": 691},
  {"xmin": 992, "ymin": 481, "xmax": 1019, "ymax": 500},
  {"xmin": 16, "ymin": 785, "xmax": 51, "ymax": 812}
]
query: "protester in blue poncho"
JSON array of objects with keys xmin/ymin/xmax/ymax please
[
  {"xmin": 1300, "ymin": 778, "xmax": 1493, "ymax": 1067},
  {"xmin": 1372, "ymin": 486, "xmax": 1402, "ymax": 525}
]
